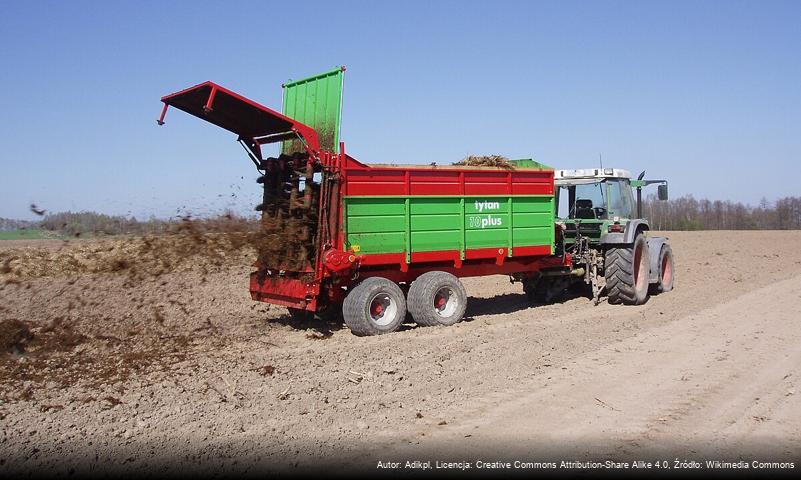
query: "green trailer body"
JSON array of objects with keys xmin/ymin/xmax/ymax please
[
  {"xmin": 344, "ymin": 194, "xmax": 555, "ymax": 259},
  {"xmin": 339, "ymin": 160, "xmax": 557, "ymax": 268}
]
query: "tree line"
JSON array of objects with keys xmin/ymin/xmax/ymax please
[
  {"xmin": 642, "ymin": 195, "xmax": 801, "ymax": 230},
  {"xmin": 37, "ymin": 211, "xmax": 175, "ymax": 236},
  {"xmin": 0, "ymin": 218, "xmax": 38, "ymax": 231},
  {"xmin": 3, "ymin": 196, "xmax": 801, "ymax": 236}
]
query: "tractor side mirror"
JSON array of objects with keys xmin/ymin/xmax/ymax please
[{"xmin": 657, "ymin": 184, "xmax": 669, "ymax": 201}]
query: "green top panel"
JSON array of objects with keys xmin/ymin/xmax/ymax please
[
  {"xmin": 282, "ymin": 66, "xmax": 345, "ymax": 154},
  {"xmin": 508, "ymin": 158, "xmax": 553, "ymax": 169}
]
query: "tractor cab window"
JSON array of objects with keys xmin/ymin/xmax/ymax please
[
  {"xmin": 572, "ymin": 182, "xmax": 608, "ymax": 220},
  {"xmin": 607, "ymin": 179, "xmax": 635, "ymax": 219}
]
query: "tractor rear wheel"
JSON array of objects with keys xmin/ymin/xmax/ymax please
[
  {"xmin": 408, "ymin": 271, "xmax": 467, "ymax": 327},
  {"xmin": 343, "ymin": 277, "xmax": 406, "ymax": 336},
  {"xmin": 651, "ymin": 244, "xmax": 675, "ymax": 294},
  {"xmin": 605, "ymin": 234, "xmax": 650, "ymax": 305}
]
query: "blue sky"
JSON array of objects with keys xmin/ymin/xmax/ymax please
[{"xmin": 1, "ymin": 0, "xmax": 799, "ymax": 219}]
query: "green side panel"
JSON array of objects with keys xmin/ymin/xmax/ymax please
[
  {"xmin": 513, "ymin": 226, "xmax": 553, "ymax": 247},
  {"xmin": 411, "ymin": 230, "xmax": 462, "ymax": 252},
  {"xmin": 514, "ymin": 212, "xmax": 551, "ymax": 227},
  {"xmin": 346, "ymin": 198, "xmax": 405, "ymax": 217},
  {"xmin": 465, "ymin": 197, "xmax": 509, "ymax": 214},
  {"xmin": 410, "ymin": 214, "xmax": 461, "ymax": 231},
  {"xmin": 512, "ymin": 196, "xmax": 555, "ymax": 253},
  {"xmin": 409, "ymin": 197, "xmax": 461, "ymax": 215},
  {"xmin": 512, "ymin": 196, "xmax": 553, "ymax": 213},
  {"xmin": 347, "ymin": 215, "xmax": 404, "ymax": 233},
  {"xmin": 344, "ymin": 195, "xmax": 555, "ymax": 256},
  {"xmin": 348, "ymin": 232, "xmax": 406, "ymax": 254},
  {"xmin": 345, "ymin": 197, "xmax": 405, "ymax": 254},
  {"xmin": 282, "ymin": 67, "xmax": 344, "ymax": 154},
  {"xmin": 466, "ymin": 229, "xmax": 508, "ymax": 249}
]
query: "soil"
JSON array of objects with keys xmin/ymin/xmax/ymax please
[{"xmin": 1, "ymin": 231, "xmax": 800, "ymax": 475}]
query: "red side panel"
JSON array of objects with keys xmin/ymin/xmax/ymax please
[
  {"xmin": 342, "ymin": 158, "xmax": 554, "ymax": 197},
  {"xmin": 512, "ymin": 171, "xmax": 554, "ymax": 195},
  {"xmin": 464, "ymin": 171, "xmax": 508, "ymax": 195},
  {"xmin": 345, "ymin": 169, "xmax": 407, "ymax": 196},
  {"xmin": 410, "ymin": 170, "xmax": 461, "ymax": 195}
]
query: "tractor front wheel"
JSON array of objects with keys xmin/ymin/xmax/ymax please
[
  {"xmin": 343, "ymin": 277, "xmax": 406, "ymax": 336},
  {"xmin": 605, "ymin": 234, "xmax": 650, "ymax": 305}
]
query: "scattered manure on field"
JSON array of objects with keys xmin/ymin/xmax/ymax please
[
  {"xmin": 0, "ymin": 216, "xmax": 255, "ymax": 279},
  {"xmin": 0, "ymin": 185, "xmax": 328, "ymax": 401},
  {"xmin": 0, "ymin": 318, "xmax": 34, "ymax": 354},
  {"xmin": 0, "ymin": 213, "xmax": 282, "ymax": 402}
]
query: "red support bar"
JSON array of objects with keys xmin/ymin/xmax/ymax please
[
  {"xmin": 203, "ymin": 86, "xmax": 218, "ymax": 113},
  {"xmin": 156, "ymin": 103, "xmax": 168, "ymax": 125}
]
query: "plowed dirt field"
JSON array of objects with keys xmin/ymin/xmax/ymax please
[{"xmin": 1, "ymin": 231, "xmax": 800, "ymax": 475}]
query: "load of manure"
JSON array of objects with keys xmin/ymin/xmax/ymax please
[{"xmin": 452, "ymin": 155, "xmax": 514, "ymax": 168}]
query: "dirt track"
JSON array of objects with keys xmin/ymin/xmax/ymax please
[{"xmin": 1, "ymin": 231, "xmax": 800, "ymax": 475}]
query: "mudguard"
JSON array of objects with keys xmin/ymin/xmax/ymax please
[
  {"xmin": 647, "ymin": 237, "xmax": 669, "ymax": 283},
  {"xmin": 600, "ymin": 219, "xmax": 650, "ymax": 245}
]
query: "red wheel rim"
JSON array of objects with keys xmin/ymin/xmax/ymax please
[
  {"xmin": 633, "ymin": 242, "xmax": 647, "ymax": 289},
  {"xmin": 661, "ymin": 251, "xmax": 673, "ymax": 285},
  {"xmin": 367, "ymin": 293, "xmax": 396, "ymax": 326}
]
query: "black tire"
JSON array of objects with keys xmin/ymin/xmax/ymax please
[
  {"xmin": 287, "ymin": 307, "xmax": 311, "ymax": 321},
  {"xmin": 651, "ymin": 244, "xmax": 675, "ymax": 294},
  {"xmin": 605, "ymin": 234, "xmax": 650, "ymax": 305},
  {"xmin": 524, "ymin": 273, "xmax": 576, "ymax": 304},
  {"xmin": 523, "ymin": 274, "xmax": 549, "ymax": 304},
  {"xmin": 343, "ymin": 277, "xmax": 406, "ymax": 336},
  {"xmin": 287, "ymin": 305, "xmax": 342, "ymax": 322},
  {"xmin": 407, "ymin": 271, "xmax": 468, "ymax": 327}
]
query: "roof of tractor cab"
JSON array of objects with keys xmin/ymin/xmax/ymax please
[{"xmin": 555, "ymin": 168, "xmax": 633, "ymax": 182}]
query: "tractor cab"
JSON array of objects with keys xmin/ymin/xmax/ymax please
[{"xmin": 555, "ymin": 168, "xmax": 667, "ymax": 245}]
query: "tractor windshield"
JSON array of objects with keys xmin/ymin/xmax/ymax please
[
  {"xmin": 573, "ymin": 182, "xmax": 606, "ymax": 219},
  {"xmin": 556, "ymin": 178, "xmax": 635, "ymax": 220}
]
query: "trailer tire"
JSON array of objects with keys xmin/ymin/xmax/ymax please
[
  {"xmin": 343, "ymin": 277, "xmax": 406, "ymax": 336},
  {"xmin": 605, "ymin": 234, "xmax": 650, "ymax": 305},
  {"xmin": 408, "ymin": 271, "xmax": 467, "ymax": 327},
  {"xmin": 650, "ymin": 244, "xmax": 675, "ymax": 294}
]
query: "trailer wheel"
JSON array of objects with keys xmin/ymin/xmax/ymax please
[
  {"xmin": 343, "ymin": 277, "xmax": 406, "ymax": 336},
  {"xmin": 650, "ymin": 244, "xmax": 675, "ymax": 294},
  {"xmin": 408, "ymin": 271, "xmax": 467, "ymax": 327},
  {"xmin": 605, "ymin": 234, "xmax": 650, "ymax": 305}
]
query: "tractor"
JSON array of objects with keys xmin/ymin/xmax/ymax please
[{"xmin": 521, "ymin": 168, "xmax": 674, "ymax": 306}]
